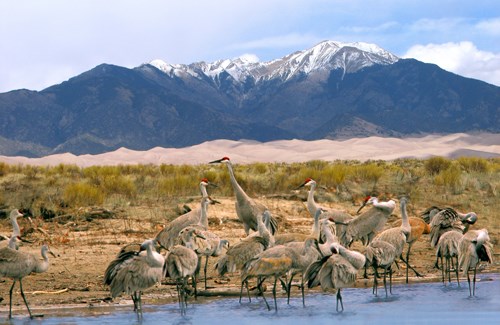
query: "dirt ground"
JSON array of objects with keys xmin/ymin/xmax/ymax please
[{"xmin": 1, "ymin": 196, "xmax": 499, "ymax": 317}]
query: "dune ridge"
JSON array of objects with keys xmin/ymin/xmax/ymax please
[{"xmin": 0, "ymin": 133, "xmax": 498, "ymax": 167}]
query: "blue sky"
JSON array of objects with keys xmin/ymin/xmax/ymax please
[{"xmin": 1, "ymin": 0, "xmax": 499, "ymax": 92}]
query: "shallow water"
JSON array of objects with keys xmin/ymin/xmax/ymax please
[{"xmin": 8, "ymin": 273, "xmax": 500, "ymax": 324}]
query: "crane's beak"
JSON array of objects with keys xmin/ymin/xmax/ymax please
[
  {"xmin": 48, "ymin": 248, "xmax": 57, "ymax": 258},
  {"xmin": 209, "ymin": 158, "xmax": 224, "ymax": 164},
  {"xmin": 295, "ymin": 181, "xmax": 307, "ymax": 190},
  {"xmin": 208, "ymin": 182, "xmax": 218, "ymax": 188},
  {"xmin": 356, "ymin": 201, "xmax": 367, "ymax": 214}
]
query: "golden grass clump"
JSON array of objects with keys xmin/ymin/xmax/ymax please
[
  {"xmin": 63, "ymin": 182, "xmax": 104, "ymax": 206},
  {"xmin": 424, "ymin": 156, "xmax": 452, "ymax": 175}
]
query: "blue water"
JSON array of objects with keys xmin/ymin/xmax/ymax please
[{"xmin": 8, "ymin": 273, "xmax": 500, "ymax": 324}]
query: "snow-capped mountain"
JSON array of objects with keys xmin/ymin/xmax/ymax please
[
  {"xmin": 0, "ymin": 40, "xmax": 498, "ymax": 157},
  {"xmin": 150, "ymin": 40, "xmax": 399, "ymax": 84}
]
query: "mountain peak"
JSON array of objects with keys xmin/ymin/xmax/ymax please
[{"xmin": 148, "ymin": 40, "xmax": 399, "ymax": 83}]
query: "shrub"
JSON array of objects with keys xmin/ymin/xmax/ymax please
[
  {"xmin": 434, "ymin": 164, "xmax": 462, "ymax": 190},
  {"xmin": 424, "ymin": 157, "xmax": 451, "ymax": 175},
  {"xmin": 63, "ymin": 183, "xmax": 104, "ymax": 206},
  {"xmin": 457, "ymin": 157, "xmax": 489, "ymax": 173}
]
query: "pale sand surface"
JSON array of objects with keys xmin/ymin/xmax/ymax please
[{"xmin": 1, "ymin": 133, "xmax": 499, "ymax": 166}]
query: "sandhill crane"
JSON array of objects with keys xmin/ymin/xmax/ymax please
[
  {"xmin": 215, "ymin": 211, "xmax": 272, "ymax": 277},
  {"xmin": 435, "ymin": 230, "xmax": 462, "ymax": 285},
  {"xmin": 458, "ymin": 229, "xmax": 493, "ymax": 296},
  {"xmin": 371, "ymin": 196, "xmax": 413, "ymax": 283},
  {"xmin": 104, "ymin": 239, "xmax": 165, "ymax": 314},
  {"xmin": 2, "ymin": 209, "xmax": 32, "ymax": 250},
  {"xmin": 241, "ymin": 238, "xmax": 321, "ymax": 311},
  {"xmin": 283, "ymin": 237, "xmax": 322, "ymax": 306},
  {"xmin": 364, "ymin": 240, "xmax": 397, "ymax": 297},
  {"xmin": 0, "ymin": 239, "xmax": 55, "ymax": 319},
  {"xmin": 155, "ymin": 196, "xmax": 213, "ymax": 249},
  {"xmin": 304, "ymin": 242, "xmax": 366, "ymax": 312},
  {"xmin": 209, "ymin": 157, "xmax": 278, "ymax": 235},
  {"xmin": 296, "ymin": 178, "xmax": 353, "ymax": 239},
  {"xmin": 165, "ymin": 243, "xmax": 199, "ymax": 315},
  {"xmin": 426, "ymin": 207, "xmax": 477, "ymax": 248},
  {"xmin": 178, "ymin": 226, "xmax": 229, "ymax": 290},
  {"xmin": 392, "ymin": 215, "xmax": 430, "ymax": 282},
  {"xmin": 339, "ymin": 196, "xmax": 395, "ymax": 247}
]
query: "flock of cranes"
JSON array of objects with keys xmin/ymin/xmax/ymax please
[{"xmin": 0, "ymin": 156, "xmax": 495, "ymax": 319}]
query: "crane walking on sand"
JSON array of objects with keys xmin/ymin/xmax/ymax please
[
  {"xmin": 458, "ymin": 229, "xmax": 493, "ymax": 296},
  {"xmin": 0, "ymin": 239, "xmax": 55, "ymax": 319},
  {"xmin": 104, "ymin": 239, "xmax": 165, "ymax": 315},
  {"xmin": 209, "ymin": 157, "xmax": 278, "ymax": 235},
  {"xmin": 155, "ymin": 196, "xmax": 214, "ymax": 250},
  {"xmin": 304, "ymin": 242, "xmax": 366, "ymax": 312}
]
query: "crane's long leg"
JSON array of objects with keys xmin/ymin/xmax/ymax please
[
  {"xmin": 440, "ymin": 255, "xmax": 445, "ymax": 283},
  {"xmin": 9, "ymin": 279, "xmax": 16, "ymax": 319},
  {"xmin": 454, "ymin": 256, "xmax": 460, "ymax": 286},
  {"xmin": 383, "ymin": 267, "xmax": 389, "ymax": 298},
  {"xmin": 466, "ymin": 270, "xmax": 472, "ymax": 296},
  {"xmin": 204, "ymin": 256, "xmax": 209, "ymax": 290},
  {"xmin": 372, "ymin": 265, "xmax": 379, "ymax": 296},
  {"xmin": 473, "ymin": 266, "xmax": 477, "ymax": 296},
  {"xmin": 272, "ymin": 277, "xmax": 278, "ymax": 312},
  {"xmin": 400, "ymin": 254, "xmax": 423, "ymax": 278},
  {"xmin": 336, "ymin": 289, "xmax": 344, "ymax": 312},
  {"xmin": 19, "ymin": 279, "xmax": 38, "ymax": 319},
  {"xmin": 286, "ymin": 274, "xmax": 295, "ymax": 305}
]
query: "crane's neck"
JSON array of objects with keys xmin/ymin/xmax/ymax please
[
  {"xmin": 225, "ymin": 162, "xmax": 247, "ymax": 201},
  {"xmin": 400, "ymin": 200, "xmax": 411, "ymax": 238},
  {"xmin": 10, "ymin": 214, "xmax": 21, "ymax": 237},
  {"xmin": 310, "ymin": 209, "xmax": 321, "ymax": 239},
  {"xmin": 338, "ymin": 245, "xmax": 366, "ymax": 270},
  {"xmin": 321, "ymin": 222, "xmax": 336, "ymax": 244},
  {"xmin": 258, "ymin": 213, "xmax": 274, "ymax": 247},
  {"xmin": 35, "ymin": 247, "xmax": 50, "ymax": 273},
  {"xmin": 198, "ymin": 199, "xmax": 209, "ymax": 229},
  {"xmin": 146, "ymin": 242, "xmax": 164, "ymax": 267},
  {"xmin": 7, "ymin": 236, "xmax": 18, "ymax": 249},
  {"xmin": 200, "ymin": 183, "xmax": 208, "ymax": 198},
  {"xmin": 307, "ymin": 183, "xmax": 319, "ymax": 216}
]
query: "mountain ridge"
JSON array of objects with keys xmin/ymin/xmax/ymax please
[{"xmin": 0, "ymin": 40, "xmax": 499, "ymax": 157}]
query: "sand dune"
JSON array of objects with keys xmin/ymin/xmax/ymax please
[{"xmin": 1, "ymin": 133, "xmax": 498, "ymax": 166}]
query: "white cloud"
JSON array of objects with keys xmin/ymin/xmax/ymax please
[
  {"xmin": 475, "ymin": 18, "xmax": 500, "ymax": 36},
  {"xmin": 403, "ymin": 42, "xmax": 500, "ymax": 87}
]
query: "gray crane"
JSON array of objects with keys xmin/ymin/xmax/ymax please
[
  {"xmin": 364, "ymin": 240, "xmax": 397, "ymax": 297},
  {"xmin": 0, "ymin": 239, "xmax": 55, "ymax": 319},
  {"xmin": 155, "ymin": 196, "xmax": 213, "ymax": 249},
  {"xmin": 178, "ymin": 226, "xmax": 229, "ymax": 290},
  {"xmin": 209, "ymin": 157, "xmax": 278, "ymax": 235},
  {"xmin": 241, "ymin": 238, "xmax": 321, "ymax": 311},
  {"xmin": 304, "ymin": 242, "xmax": 366, "ymax": 312},
  {"xmin": 428, "ymin": 207, "xmax": 477, "ymax": 248},
  {"xmin": 296, "ymin": 178, "xmax": 352, "ymax": 238},
  {"xmin": 104, "ymin": 239, "xmax": 165, "ymax": 314},
  {"xmin": 371, "ymin": 196, "xmax": 416, "ymax": 282},
  {"xmin": 435, "ymin": 230, "xmax": 462, "ymax": 285},
  {"xmin": 458, "ymin": 228, "xmax": 493, "ymax": 296},
  {"xmin": 164, "ymin": 243, "xmax": 199, "ymax": 315},
  {"xmin": 2, "ymin": 209, "xmax": 32, "ymax": 250},
  {"xmin": 339, "ymin": 196, "xmax": 395, "ymax": 247},
  {"xmin": 215, "ymin": 211, "xmax": 273, "ymax": 277},
  {"xmin": 283, "ymin": 237, "xmax": 322, "ymax": 306}
]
